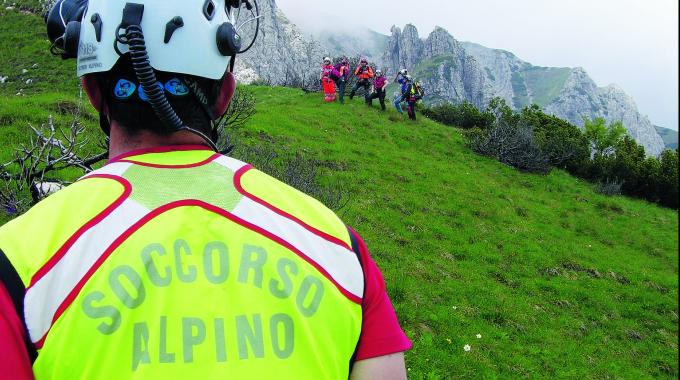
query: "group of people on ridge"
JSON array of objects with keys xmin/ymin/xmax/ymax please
[{"xmin": 320, "ymin": 57, "xmax": 423, "ymax": 120}]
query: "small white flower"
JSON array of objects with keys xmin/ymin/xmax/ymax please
[
  {"xmin": 463, "ymin": 344, "xmax": 471, "ymax": 352},
  {"xmin": 452, "ymin": 306, "xmax": 458, "ymax": 310},
  {"xmin": 476, "ymin": 334, "xmax": 482, "ymax": 339}
]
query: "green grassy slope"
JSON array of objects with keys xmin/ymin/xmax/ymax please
[
  {"xmin": 1, "ymin": 7, "xmax": 679, "ymax": 379},
  {"xmin": 523, "ymin": 66, "xmax": 571, "ymax": 107}
]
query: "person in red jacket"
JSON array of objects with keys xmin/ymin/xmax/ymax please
[
  {"xmin": 366, "ymin": 70, "xmax": 389, "ymax": 111},
  {"xmin": 320, "ymin": 57, "xmax": 340, "ymax": 102},
  {"xmin": 349, "ymin": 57, "xmax": 374, "ymax": 101}
]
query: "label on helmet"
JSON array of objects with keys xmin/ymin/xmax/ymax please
[
  {"xmin": 138, "ymin": 81, "xmax": 165, "ymax": 102},
  {"xmin": 113, "ymin": 79, "xmax": 137, "ymax": 100},
  {"xmin": 165, "ymin": 78, "xmax": 190, "ymax": 97}
]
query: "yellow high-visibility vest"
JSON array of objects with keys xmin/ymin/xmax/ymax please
[{"xmin": 0, "ymin": 148, "xmax": 364, "ymax": 379}]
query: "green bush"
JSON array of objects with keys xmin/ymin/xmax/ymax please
[
  {"xmin": 582, "ymin": 132, "xmax": 678, "ymax": 209},
  {"xmin": 520, "ymin": 105, "xmax": 590, "ymax": 173},
  {"xmin": 422, "ymin": 101, "xmax": 494, "ymax": 129}
]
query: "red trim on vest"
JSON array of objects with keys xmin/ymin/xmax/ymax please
[
  {"xmin": 117, "ymin": 153, "xmax": 221, "ymax": 169},
  {"xmin": 27, "ymin": 175, "xmax": 132, "ymax": 289},
  {"xmin": 34, "ymin": 200, "xmax": 361, "ymax": 349},
  {"xmin": 108, "ymin": 145, "xmax": 213, "ymax": 164},
  {"xmin": 233, "ymin": 165, "xmax": 353, "ymax": 252}
]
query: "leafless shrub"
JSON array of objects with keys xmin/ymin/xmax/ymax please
[
  {"xmin": 467, "ymin": 121, "xmax": 550, "ymax": 174},
  {"xmin": 596, "ymin": 178, "xmax": 623, "ymax": 196},
  {"xmin": 1, "ymin": 116, "xmax": 107, "ymax": 217},
  {"xmin": 215, "ymin": 87, "xmax": 256, "ymax": 154}
]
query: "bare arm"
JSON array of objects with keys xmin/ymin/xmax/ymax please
[{"xmin": 349, "ymin": 352, "xmax": 407, "ymax": 380}]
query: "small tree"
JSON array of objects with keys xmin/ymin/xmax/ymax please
[{"xmin": 584, "ymin": 117, "xmax": 627, "ymax": 157}]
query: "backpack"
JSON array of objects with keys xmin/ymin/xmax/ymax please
[
  {"xmin": 412, "ymin": 81, "xmax": 425, "ymax": 100},
  {"xmin": 323, "ymin": 65, "xmax": 340, "ymax": 81}
]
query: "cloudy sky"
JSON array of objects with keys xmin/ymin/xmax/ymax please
[{"xmin": 277, "ymin": 0, "xmax": 679, "ymax": 131}]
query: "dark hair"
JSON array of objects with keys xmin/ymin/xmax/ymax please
[{"xmin": 93, "ymin": 55, "xmax": 224, "ymax": 137}]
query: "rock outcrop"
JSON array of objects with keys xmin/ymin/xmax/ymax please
[
  {"xmin": 234, "ymin": 0, "xmax": 328, "ymax": 86},
  {"xmin": 382, "ymin": 25, "xmax": 490, "ymax": 108},
  {"xmin": 544, "ymin": 71, "xmax": 665, "ymax": 155}
]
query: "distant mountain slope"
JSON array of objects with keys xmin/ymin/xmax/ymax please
[
  {"xmin": 383, "ymin": 25, "xmax": 489, "ymax": 108},
  {"xmin": 461, "ymin": 42, "xmax": 571, "ymax": 109},
  {"xmin": 655, "ymin": 126, "xmax": 678, "ymax": 150},
  {"xmin": 381, "ymin": 25, "xmax": 664, "ymax": 156}
]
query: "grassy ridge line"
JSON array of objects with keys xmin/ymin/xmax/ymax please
[
  {"xmin": 0, "ymin": 7, "xmax": 678, "ymax": 379},
  {"xmin": 240, "ymin": 86, "xmax": 678, "ymax": 379}
]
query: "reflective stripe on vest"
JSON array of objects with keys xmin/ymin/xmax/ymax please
[{"xmin": 2, "ymin": 150, "xmax": 363, "ymax": 379}]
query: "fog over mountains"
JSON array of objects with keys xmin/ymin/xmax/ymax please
[{"xmin": 236, "ymin": 0, "xmax": 666, "ymax": 156}]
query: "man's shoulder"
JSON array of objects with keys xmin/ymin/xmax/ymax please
[
  {"xmin": 0, "ymin": 176, "xmax": 125, "ymax": 239},
  {"xmin": 235, "ymin": 165, "xmax": 352, "ymax": 247}
]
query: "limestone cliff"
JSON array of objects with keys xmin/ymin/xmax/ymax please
[
  {"xmin": 382, "ymin": 25, "xmax": 491, "ymax": 108},
  {"xmin": 234, "ymin": 0, "xmax": 328, "ymax": 86}
]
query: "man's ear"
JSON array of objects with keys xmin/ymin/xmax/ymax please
[
  {"xmin": 81, "ymin": 75, "xmax": 104, "ymax": 113},
  {"xmin": 213, "ymin": 72, "xmax": 236, "ymax": 117}
]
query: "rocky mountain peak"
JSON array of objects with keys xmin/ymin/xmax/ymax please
[{"xmin": 423, "ymin": 26, "xmax": 461, "ymax": 57}]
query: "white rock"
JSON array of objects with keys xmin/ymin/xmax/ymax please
[
  {"xmin": 25, "ymin": 79, "xmax": 33, "ymax": 85},
  {"xmin": 0, "ymin": 76, "xmax": 8, "ymax": 84},
  {"xmin": 36, "ymin": 182, "xmax": 64, "ymax": 195},
  {"xmin": 21, "ymin": 69, "xmax": 28, "ymax": 74}
]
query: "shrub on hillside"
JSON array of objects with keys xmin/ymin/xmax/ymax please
[
  {"xmin": 582, "ymin": 131, "xmax": 679, "ymax": 208},
  {"xmin": 519, "ymin": 105, "xmax": 590, "ymax": 173},
  {"xmin": 467, "ymin": 121, "xmax": 550, "ymax": 174},
  {"xmin": 596, "ymin": 178, "xmax": 624, "ymax": 196},
  {"xmin": 658, "ymin": 149, "xmax": 679, "ymax": 208},
  {"xmin": 422, "ymin": 101, "xmax": 494, "ymax": 129}
]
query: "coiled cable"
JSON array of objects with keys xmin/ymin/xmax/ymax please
[{"xmin": 117, "ymin": 24, "xmax": 219, "ymax": 151}]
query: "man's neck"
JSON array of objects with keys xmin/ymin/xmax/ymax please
[{"xmin": 108, "ymin": 124, "xmax": 210, "ymax": 159}]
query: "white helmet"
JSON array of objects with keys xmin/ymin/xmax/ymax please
[
  {"xmin": 323, "ymin": 57, "xmax": 332, "ymax": 64},
  {"xmin": 375, "ymin": 70, "xmax": 383, "ymax": 76},
  {"xmin": 399, "ymin": 68, "xmax": 408, "ymax": 75},
  {"xmin": 49, "ymin": 0, "xmax": 251, "ymax": 79}
]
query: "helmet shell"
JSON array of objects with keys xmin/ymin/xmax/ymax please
[{"xmin": 77, "ymin": 0, "xmax": 232, "ymax": 79}]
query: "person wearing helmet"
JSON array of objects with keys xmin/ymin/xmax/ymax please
[
  {"xmin": 0, "ymin": 1, "xmax": 411, "ymax": 379},
  {"xmin": 320, "ymin": 57, "xmax": 339, "ymax": 102},
  {"xmin": 394, "ymin": 68, "xmax": 408, "ymax": 83},
  {"xmin": 393, "ymin": 69, "xmax": 410, "ymax": 114},
  {"xmin": 401, "ymin": 75, "xmax": 419, "ymax": 120},
  {"xmin": 366, "ymin": 69, "xmax": 388, "ymax": 111},
  {"xmin": 334, "ymin": 57, "xmax": 350, "ymax": 104},
  {"xmin": 349, "ymin": 57, "xmax": 374, "ymax": 101}
]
